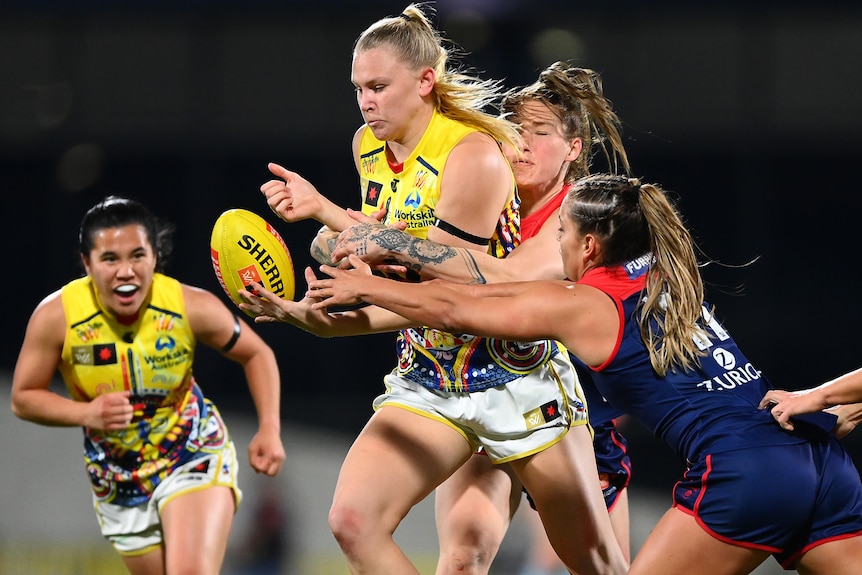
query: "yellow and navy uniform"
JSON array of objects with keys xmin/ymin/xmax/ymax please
[
  {"xmin": 59, "ymin": 273, "xmax": 229, "ymax": 506},
  {"xmin": 357, "ymin": 110, "xmax": 562, "ymax": 392}
]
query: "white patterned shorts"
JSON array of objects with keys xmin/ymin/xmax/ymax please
[
  {"xmin": 374, "ymin": 352, "xmax": 588, "ymax": 463},
  {"xmin": 93, "ymin": 440, "xmax": 242, "ymax": 555}
]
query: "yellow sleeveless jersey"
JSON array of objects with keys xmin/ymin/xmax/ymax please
[
  {"xmin": 59, "ymin": 273, "xmax": 229, "ymax": 505},
  {"xmin": 357, "ymin": 111, "xmax": 562, "ymax": 392}
]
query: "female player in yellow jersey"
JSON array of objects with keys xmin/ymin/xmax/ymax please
[
  {"xmin": 11, "ymin": 196, "xmax": 285, "ymax": 575},
  {"xmin": 330, "ymin": 61, "xmax": 633, "ymax": 575},
  {"xmin": 249, "ymin": 4, "xmax": 626, "ymax": 575}
]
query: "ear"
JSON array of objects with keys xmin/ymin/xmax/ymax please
[
  {"xmin": 582, "ymin": 232, "xmax": 601, "ymax": 260},
  {"xmin": 81, "ymin": 254, "xmax": 92, "ymax": 275},
  {"xmin": 417, "ymin": 67, "xmax": 436, "ymax": 97},
  {"xmin": 565, "ymin": 137, "xmax": 583, "ymax": 163}
]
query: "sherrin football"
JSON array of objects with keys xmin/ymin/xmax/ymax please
[{"xmin": 210, "ymin": 208, "xmax": 295, "ymax": 316}]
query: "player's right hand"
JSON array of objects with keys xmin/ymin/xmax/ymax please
[
  {"xmin": 86, "ymin": 391, "xmax": 133, "ymax": 430},
  {"xmin": 261, "ymin": 162, "xmax": 325, "ymax": 223}
]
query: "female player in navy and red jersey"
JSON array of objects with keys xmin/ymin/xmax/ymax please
[
  {"xmin": 329, "ymin": 62, "xmax": 634, "ymax": 573},
  {"xmin": 11, "ymin": 197, "xmax": 285, "ymax": 575},
  {"xmin": 305, "ymin": 173, "xmax": 862, "ymax": 575}
]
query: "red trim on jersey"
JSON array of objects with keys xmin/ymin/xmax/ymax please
[
  {"xmin": 578, "ymin": 265, "xmax": 646, "ymax": 372},
  {"xmin": 520, "ymin": 183, "xmax": 572, "ymax": 240}
]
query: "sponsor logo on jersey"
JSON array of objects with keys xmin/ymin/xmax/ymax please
[
  {"xmin": 155, "ymin": 335, "xmax": 176, "ymax": 351},
  {"xmin": 623, "ymin": 253, "xmax": 652, "ymax": 279}
]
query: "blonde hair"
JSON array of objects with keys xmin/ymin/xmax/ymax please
[
  {"xmin": 354, "ymin": 3, "xmax": 520, "ymax": 151},
  {"xmin": 566, "ymin": 174, "xmax": 706, "ymax": 376},
  {"xmin": 502, "ymin": 62, "xmax": 630, "ymax": 180}
]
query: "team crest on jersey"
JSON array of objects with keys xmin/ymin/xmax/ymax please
[
  {"xmin": 360, "ymin": 152, "xmax": 380, "ymax": 176},
  {"xmin": 365, "ymin": 180, "xmax": 383, "ymax": 208},
  {"xmin": 153, "ymin": 313, "xmax": 176, "ymax": 332},
  {"xmin": 75, "ymin": 321, "xmax": 103, "ymax": 342},
  {"xmin": 72, "ymin": 343, "xmax": 118, "ymax": 365}
]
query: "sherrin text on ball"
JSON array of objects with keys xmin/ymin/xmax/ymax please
[{"xmin": 210, "ymin": 208, "xmax": 295, "ymax": 316}]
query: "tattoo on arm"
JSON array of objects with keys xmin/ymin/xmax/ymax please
[
  {"xmin": 458, "ymin": 250, "xmax": 487, "ymax": 285},
  {"xmin": 311, "ymin": 229, "xmax": 339, "ymax": 266},
  {"xmin": 370, "ymin": 228, "xmax": 487, "ymax": 284}
]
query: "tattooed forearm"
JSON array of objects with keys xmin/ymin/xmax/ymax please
[
  {"xmin": 458, "ymin": 250, "xmax": 487, "ymax": 284},
  {"xmin": 311, "ymin": 229, "xmax": 339, "ymax": 266}
]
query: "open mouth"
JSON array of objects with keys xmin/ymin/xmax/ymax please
[{"xmin": 114, "ymin": 285, "xmax": 140, "ymax": 298}]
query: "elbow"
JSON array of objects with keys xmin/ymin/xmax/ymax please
[{"xmin": 10, "ymin": 396, "xmax": 28, "ymax": 421}]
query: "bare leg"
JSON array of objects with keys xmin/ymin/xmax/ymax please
[
  {"xmin": 160, "ymin": 485, "xmax": 236, "ymax": 575},
  {"xmin": 628, "ymin": 506, "xmax": 768, "ymax": 575},
  {"xmin": 122, "ymin": 548, "xmax": 165, "ymax": 575},
  {"xmin": 435, "ymin": 455, "xmax": 521, "ymax": 575},
  {"xmin": 608, "ymin": 488, "xmax": 630, "ymax": 563},
  {"xmin": 796, "ymin": 535, "xmax": 862, "ymax": 575},
  {"xmin": 509, "ymin": 426, "xmax": 627, "ymax": 575},
  {"xmin": 329, "ymin": 406, "xmax": 474, "ymax": 574}
]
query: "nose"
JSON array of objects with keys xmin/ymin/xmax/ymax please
[
  {"xmin": 357, "ymin": 89, "xmax": 374, "ymax": 112},
  {"xmin": 117, "ymin": 263, "xmax": 135, "ymax": 279}
]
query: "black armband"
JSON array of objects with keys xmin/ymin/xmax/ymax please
[
  {"xmin": 222, "ymin": 315, "xmax": 241, "ymax": 352},
  {"xmin": 434, "ymin": 218, "xmax": 491, "ymax": 245}
]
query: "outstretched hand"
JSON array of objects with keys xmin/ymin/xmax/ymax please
[
  {"xmin": 261, "ymin": 162, "xmax": 324, "ymax": 223},
  {"xmin": 238, "ymin": 268, "xmax": 341, "ymax": 336},
  {"xmin": 307, "ymin": 254, "xmax": 376, "ymax": 310}
]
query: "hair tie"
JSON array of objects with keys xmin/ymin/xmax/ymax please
[{"xmin": 400, "ymin": 13, "xmax": 412, "ymax": 21}]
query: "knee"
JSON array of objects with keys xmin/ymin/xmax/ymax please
[
  {"xmin": 438, "ymin": 530, "xmax": 500, "ymax": 574},
  {"xmin": 328, "ymin": 501, "xmax": 376, "ymax": 558}
]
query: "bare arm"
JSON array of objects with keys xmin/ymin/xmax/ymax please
[
  {"xmin": 184, "ymin": 284, "xmax": 285, "ymax": 476},
  {"xmin": 333, "ymin": 215, "xmax": 565, "ymax": 283},
  {"xmin": 760, "ymin": 367, "xmax": 862, "ymax": 435},
  {"xmin": 306, "ymin": 255, "xmax": 619, "ymax": 366},
  {"xmin": 238, "ymin": 266, "xmax": 414, "ymax": 336},
  {"xmin": 11, "ymin": 293, "xmax": 134, "ymax": 430}
]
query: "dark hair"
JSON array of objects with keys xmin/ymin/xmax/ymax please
[
  {"xmin": 566, "ymin": 174, "xmax": 706, "ymax": 375},
  {"xmin": 79, "ymin": 196, "xmax": 174, "ymax": 272}
]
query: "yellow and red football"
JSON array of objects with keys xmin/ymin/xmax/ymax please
[{"xmin": 210, "ymin": 208, "xmax": 295, "ymax": 316}]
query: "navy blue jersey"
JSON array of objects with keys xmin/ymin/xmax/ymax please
[{"xmin": 575, "ymin": 256, "xmax": 827, "ymax": 465}]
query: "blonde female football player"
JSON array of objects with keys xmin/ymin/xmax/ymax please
[
  {"xmin": 246, "ymin": 5, "xmax": 626, "ymax": 575},
  {"xmin": 330, "ymin": 61, "xmax": 634, "ymax": 574},
  {"xmin": 11, "ymin": 196, "xmax": 285, "ymax": 575}
]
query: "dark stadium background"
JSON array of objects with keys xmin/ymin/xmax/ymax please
[{"xmin": 3, "ymin": 0, "xmax": 862, "ymax": 492}]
